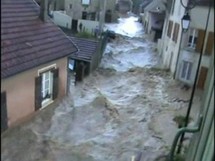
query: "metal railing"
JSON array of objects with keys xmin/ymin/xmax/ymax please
[{"xmin": 168, "ymin": 115, "xmax": 203, "ymax": 161}]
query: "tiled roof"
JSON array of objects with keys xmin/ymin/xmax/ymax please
[
  {"xmin": 144, "ymin": 0, "xmax": 166, "ymax": 12},
  {"xmin": 140, "ymin": 0, "xmax": 152, "ymax": 9},
  {"xmin": 68, "ymin": 37, "xmax": 99, "ymax": 62},
  {"xmin": 1, "ymin": 0, "xmax": 78, "ymax": 79}
]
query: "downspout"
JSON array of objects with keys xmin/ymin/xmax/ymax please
[
  {"xmin": 176, "ymin": 0, "xmax": 212, "ymax": 154},
  {"xmin": 173, "ymin": 28, "xmax": 183, "ymax": 79}
]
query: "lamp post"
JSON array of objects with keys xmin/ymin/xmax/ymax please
[
  {"xmin": 181, "ymin": 12, "xmax": 191, "ymax": 32},
  {"xmin": 173, "ymin": 11, "xmax": 191, "ymax": 79},
  {"xmin": 173, "ymin": 0, "xmax": 195, "ymax": 154},
  {"xmin": 174, "ymin": 13, "xmax": 191, "ymax": 154}
]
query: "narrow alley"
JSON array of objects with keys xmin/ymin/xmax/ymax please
[{"xmin": 1, "ymin": 16, "xmax": 201, "ymax": 161}]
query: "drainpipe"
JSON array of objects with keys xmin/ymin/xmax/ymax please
[
  {"xmin": 97, "ymin": 0, "xmax": 107, "ymax": 66},
  {"xmin": 39, "ymin": 0, "xmax": 48, "ymax": 22},
  {"xmin": 176, "ymin": 0, "xmax": 212, "ymax": 154},
  {"xmin": 99, "ymin": 0, "xmax": 107, "ymax": 36},
  {"xmin": 173, "ymin": 29, "xmax": 183, "ymax": 79}
]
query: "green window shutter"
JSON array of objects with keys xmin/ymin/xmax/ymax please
[
  {"xmin": 205, "ymin": 32, "xmax": 214, "ymax": 55},
  {"xmin": 1, "ymin": 91, "xmax": 8, "ymax": 132},
  {"xmin": 52, "ymin": 68, "xmax": 59, "ymax": 100},
  {"xmin": 195, "ymin": 29, "xmax": 205, "ymax": 53},
  {"xmin": 35, "ymin": 75, "xmax": 42, "ymax": 111}
]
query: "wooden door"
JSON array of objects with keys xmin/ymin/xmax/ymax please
[
  {"xmin": 197, "ymin": 66, "xmax": 208, "ymax": 89},
  {"xmin": 1, "ymin": 91, "xmax": 8, "ymax": 132}
]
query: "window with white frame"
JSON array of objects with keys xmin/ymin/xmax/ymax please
[
  {"xmin": 41, "ymin": 70, "xmax": 53, "ymax": 104},
  {"xmin": 181, "ymin": 60, "xmax": 192, "ymax": 81},
  {"xmin": 35, "ymin": 65, "xmax": 59, "ymax": 110},
  {"xmin": 82, "ymin": 0, "xmax": 90, "ymax": 5},
  {"xmin": 187, "ymin": 28, "xmax": 198, "ymax": 49}
]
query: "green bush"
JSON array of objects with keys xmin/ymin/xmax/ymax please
[
  {"xmin": 174, "ymin": 154, "xmax": 185, "ymax": 161},
  {"xmin": 76, "ymin": 31, "xmax": 95, "ymax": 39}
]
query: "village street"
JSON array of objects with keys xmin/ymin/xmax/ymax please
[{"xmin": 1, "ymin": 16, "xmax": 201, "ymax": 161}]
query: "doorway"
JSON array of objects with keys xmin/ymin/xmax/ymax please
[{"xmin": 72, "ymin": 19, "xmax": 78, "ymax": 32}]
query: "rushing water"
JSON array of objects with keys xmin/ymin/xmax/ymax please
[
  {"xmin": 2, "ymin": 16, "xmax": 200, "ymax": 161},
  {"xmin": 46, "ymin": 16, "xmax": 173, "ymax": 161}
]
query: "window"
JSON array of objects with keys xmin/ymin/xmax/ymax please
[
  {"xmin": 35, "ymin": 67, "xmax": 59, "ymax": 110},
  {"xmin": 181, "ymin": 60, "xmax": 192, "ymax": 81},
  {"xmin": 69, "ymin": 59, "xmax": 75, "ymax": 71},
  {"xmin": 82, "ymin": 11, "xmax": 87, "ymax": 20},
  {"xmin": 41, "ymin": 70, "xmax": 53, "ymax": 105},
  {"xmin": 69, "ymin": 4, "xmax": 72, "ymax": 9},
  {"xmin": 82, "ymin": 0, "xmax": 90, "ymax": 5},
  {"xmin": 187, "ymin": 29, "xmax": 198, "ymax": 49}
]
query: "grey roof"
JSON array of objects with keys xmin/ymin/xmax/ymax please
[
  {"xmin": 140, "ymin": 0, "xmax": 152, "ymax": 8},
  {"xmin": 1, "ymin": 0, "xmax": 77, "ymax": 79},
  {"xmin": 144, "ymin": 0, "xmax": 167, "ymax": 12},
  {"xmin": 68, "ymin": 37, "xmax": 99, "ymax": 62}
]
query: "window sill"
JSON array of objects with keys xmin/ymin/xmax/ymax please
[
  {"xmin": 40, "ymin": 99, "xmax": 54, "ymax": 110},
  {"xmin": 179, "ymin": 77, "xmax": 192, "ymax": 84},
  {"xmin": 183, "ymin": 47, "xmax": 196, "ymax": 52}
]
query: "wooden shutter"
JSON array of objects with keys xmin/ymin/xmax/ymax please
[
  {"xmin": 52, "ymin": 68, "xmax": 59, "ymax": 100},
  {"xmin": 167, "ymin": 20, "xmax": 173, "ymax": 38},
  {"xmin": 197, "ymin": 66, "xmax": 208, "ymax": 89},
  {"xmin": 35, "ymin": 75, "xmax": 42, "ymax": 111},
  {"xmin": 175, "ymin": 23, "xmax": 180, "ymax": 43},
  {"xmin": 195, "ymin": 29, "xmax": 205, "ymax": 53},
  {"xmin": 205, "ymin": 32, "xmax": 214, "ymax": 55},
  {"xmin": 1, "ymin": 91, "xmax": 8, "ymax": 132},
  {"xmin": 172, "ymin": 23, "xmax": 179, "ymax": 43},
  {"xmin": 172, "ymin": 23, "xmax": 176, "ymax": 42}
]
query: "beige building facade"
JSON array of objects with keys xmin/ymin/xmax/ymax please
[
  {"xmin": 158, "ymin": 0, "xmax": 214, "ymax": 89},
  {"xmin": 1, "ymin": 57, "xmax": 68, "ymax": 127},
  {"xmin": 65, "ymin": 0, "xmax": 117, "ymax": 21}
]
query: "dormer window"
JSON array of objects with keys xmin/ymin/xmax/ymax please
[{"xmin": 82, "ymin": 0, "xmax": 90, "ymax": 5}]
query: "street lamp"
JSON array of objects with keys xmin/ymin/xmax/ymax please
[{"xmin": 181, "ymin": 12, "xmax": 191, "ymax": 32}]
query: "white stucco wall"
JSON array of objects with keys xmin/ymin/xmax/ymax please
[
  {"xmin": 65, "ymin": 0, "xmax": 117, "ymax": 21},
  {"xmin": 177, "ymin": 49, "xmax": 211, "ymax": 85},
  {"xmin": 157, "ymin": 14, "xmax": 169, "ymax": 57},
  {"xmin": 190, "ymin": 6, "xmax": 214, "ymax": 32},
  {"xmin": 161, "ymin": 0, "xmax": 187, "ymax": 74},
  {"xmin": 65, "ymin": 0, "xmax": 100, "ymax": 20},
  {"xmin": 175, "ymin": 6, "xmax": 214, "ymax": 84},
  {"xmin": 52, "ymin": 11, "xmax": 72, "ymax": 29},
  {"xmin": 78, "ymin": 19, "xmax": 99, "ymax": 34},
  {"xmin": 159, "ymin": 0, "xmax": 214, "ymax": 86}
]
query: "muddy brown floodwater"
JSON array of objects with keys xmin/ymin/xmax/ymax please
[{"xmin": 1, "ymin": 16, "xmax": 202, "ymax": 161}]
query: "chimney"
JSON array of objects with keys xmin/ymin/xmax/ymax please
[{"xmin": 39, "ymin": 0, "xmax": 48, "ymax": 22}]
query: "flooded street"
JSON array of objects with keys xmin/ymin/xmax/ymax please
[{"xmin": 2, "ymin": 16, "xmax": 201, "ymax": 161}]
